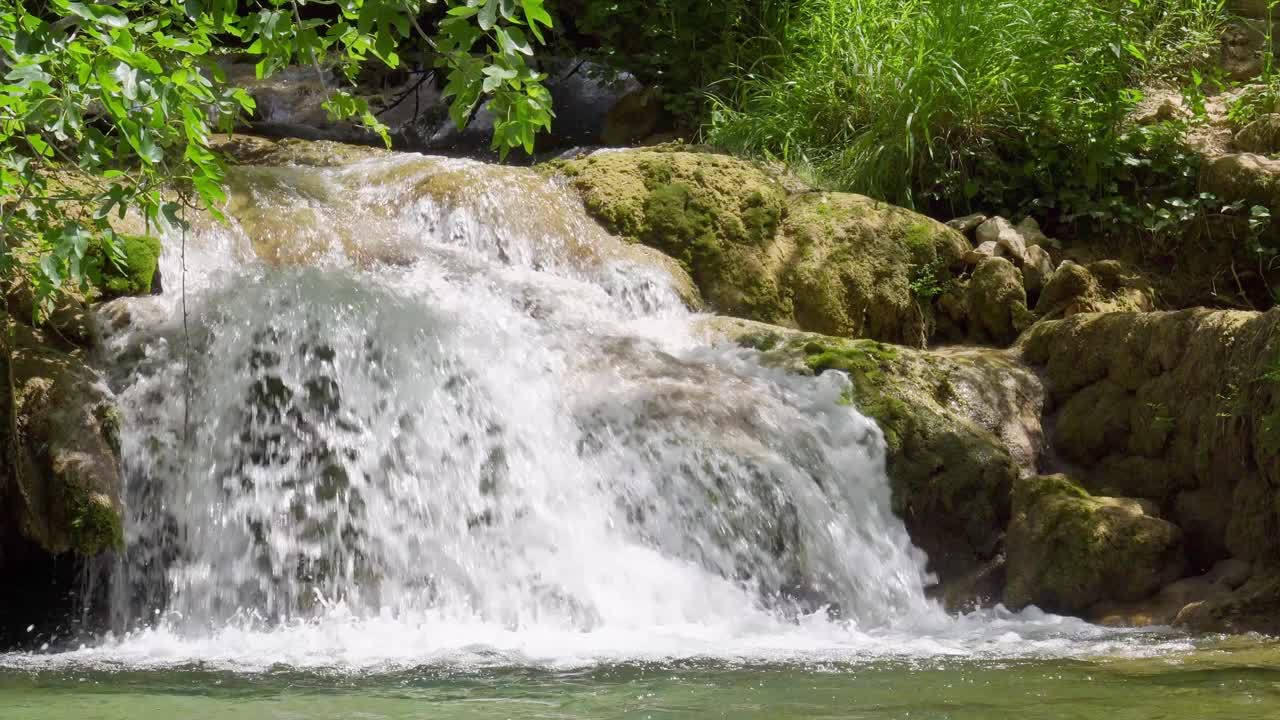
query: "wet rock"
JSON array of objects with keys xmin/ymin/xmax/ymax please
[
  {"xmin": 1092, "ymin": 558, "xmax": 1252, "ymax": 627},
  {"xmin": 966, "ymin": 257, "xmax": 1033, "ymax": 346},
  {"xmin": 1005, "ymin": 474, "xmax": 1185, "ymax": 614},
  {"xmin": 1, "ymin": 312, "xmax": 124, "ymax": 559},
  {"xmin": 1174, "ymin": 571, "xmax": 1280, "ymax": 635},
  {"xmin": 704, "ymin": 317, "xmax": 1044, "ymax": 609},
  {"xmin": 946, "ymin": 213, "xmax": 987, "ymax": 235}
]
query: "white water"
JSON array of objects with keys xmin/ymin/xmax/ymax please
[{"xmin": 5, "ymin": 151, "xmax": 1195, "ymax": 671}]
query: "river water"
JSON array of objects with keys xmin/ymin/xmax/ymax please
[{"xmin": 1, "ymin": 150, "xmax": 1276, "ymax": 718}]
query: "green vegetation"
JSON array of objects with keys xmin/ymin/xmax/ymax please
[
  {"xmin": 705, "ymin": 0, "xmax": 1227, "ymax": 224},
  {"xmin": 1, "ymin": 0, "xmax": 554, "ymax": 315}
]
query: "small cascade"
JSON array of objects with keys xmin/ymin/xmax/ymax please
[{"xmin": 93, "ymin": 149, "xmax": 938, "ymax": 658}]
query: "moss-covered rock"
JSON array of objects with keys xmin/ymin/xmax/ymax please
[
  {"xmin": 1005, "ymin": 474, "xmax": 1185, "ymax": 613},
  {"xmin": 1174, "ymin": 570, "xmax": 1280, "ymax": 635},
  {"xmin": 1021, "ymin": 308, "xmax": 1280, "ymax": 575},
  {"xmin": 87, "ymin": 234, "xmax": 162, "ymax": 299},
  {"xmin": 703, "ymin": 317, "xmax": 1045, "ymax": 608},
  {"xmin": 1, "ymin": 312, "xmax": 125, "ymax": 557},
  {"xmin": 966, "ymin": 257, "xmax": 1033, "ymax": 345},
  {"xmin": 559, "ymin": 149, "xmax": 968, "ymax": 347}
]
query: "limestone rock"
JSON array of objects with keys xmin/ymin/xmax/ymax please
[
  {"xmin": 975, "ymin": 217, "xmax": 1027, "ymax": 264},
  {"xmin": 1092, "ymin": 558, "xmax": 1252, "ymax": 627},
  {"xmin": 1234, "ymin": 113, "xmax": 1280, "ymax": 154},
  {"xmin": 1200, "ymin": 152, "xmax": 1280, "ymax": 213},
  {"xmin": 1021, "ymin": 308, "xmax": 1280, "ymax": 572},
  {"xmin": 560, "ymin": 149, "xmax": 968, "ymax": 347},
  {"xmin": 1014, "ymin": 216, "xmax": 1052, "ymax": 248},
  {"xmin": 964, "ymin": 240, "xmax": 1002, "ymax": 266},
  {"xmin": 966, "ymin": 256, "xmax": 1033, "ymax": 345},
  {"xmin": 1174, "ymin": 571, "xmax": 1280, "ymax": 635},
  {"xmin": 1021, "ymin": 244, "xmax": 1054, "ymax": 299},
  {"xmin": 703, "ymin": 317, "xmax": 1044, "ymax": 607},
  {"xmin": 1, "ymin": 313, "xmax": 124, "ymax": 558},
  {"xmin": 946, "ymin": 213, "xmax": 987, "ymax": 235},
  {"xmin": 1005, "ymin": 474, "xmax": 1185, "ymax": 613}
]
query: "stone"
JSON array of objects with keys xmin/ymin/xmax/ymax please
[
  {"xmin": 1005, "ymin": 474, "xmax": 1186, "ymax": 613},
  {"xmin": 1, "ymin": 313, "xmax": 124, "ymax": 558},
  {"xmin": 560, "ymin": 149, "xmax": 969, "ymax": 347},
  {"xmin": 703, "ymin": 317, "xmax": 1044, "ymax": 608},
  {"xmin": 1174, "ymin": 571, "xmax": 1280, "ymax": 635},
  {"xmin": 1020, "ymin": 308, "xmax": 1280, "ymax": 572},
  {"xmin": 1234, "ymin": 113, "xmax": 1280, "ymax": 154},
  {"xmin": 964, "ymin": 240, "xmax": 1002, "ymax": 266},
  {"xmin": 966, "ymin": 256, "xmax": 1033, "ymax": 345},
  {"xmin": 946, "ymin": 213, "xmax": 987, "ymax": 235},
  {"xmin": 1035, "ymin": 260, "xmax": 1098, "ymax": 316},
  {"xmin": 975, "ymin": 217, "xmax": 1026, "ymax": 264},
  {"xmin": 1021, "ymin": 244, "xmax": 1054, "ymax": 299},
  {"xmin": 1014, "ymin": 216, "xmax": 1052, "ymax": 248},
  {"xmin": 1091, "ymin": 558, "xmax": 1250, "ymax": 627}
]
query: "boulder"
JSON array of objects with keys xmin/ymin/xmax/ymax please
[
  {"xmin": 1234, "ymin": 113, "xmax": 1280, "ymax": 154},
  {"xmin": 1174, "ymin": 571, "xmax": 1280, "ymax": 635},
  {"xmin": 1021, "ymin": 308, "xmax": 1280, "ymax": 578},
  {"xmin": 0, "ymin": 312, "xmax": 124, "ymax": 559},
  {"xmin": 559, "ymin": 148, "xmax": 969, "ymax": 347},
  {"xmin": 975, "ymin": 217, "xmax": 1026, "ymax": 264},
  {"xmin": 963, "ymin": 240, "xmax": 1002, "ymax": 266},
  {"xmin": 1034, "ymin": 259, "xmax": 1154, "ymax": 317},
  {"xmin": 1005, "ymin": 474, "xmax": 1185, "ymax": 613},
  {"xmin": 1092, "ymin": 558, "xmax": 1252, "ymax": 627},
  {"xmin": 704, "ymin": 318, "xmax": 1044, "ymax": 609},
  {"xmin": 1021, "ymin": 244, "xmax": 1054, "ymax": 299},
  {"xmin": 1014, "ymin": 216, "xmax": 1052, "ymax": 248},
  {"xmin": 966, "ymin": 256, "xmax": 1033, "ymax": 345},
  {"xmin": 946, "ymin": 213, "xmax": 987, "ymax": 235}
]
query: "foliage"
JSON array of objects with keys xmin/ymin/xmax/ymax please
[
  {"xmin": 706, "ymin": 0, "xmax": 1227, "ymax": 228},
  {"xmin": 551, "ymin": 0, "xmax": 763, "ymax": 120},
  {"xmin": 0, "ymin": 0, "xmax": 553, "ymax": 316}
]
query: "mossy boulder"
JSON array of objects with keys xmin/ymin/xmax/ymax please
[
  {"xmin": 86, "ymin": 234, "xmax": 162, "ymax": 299},
  {"xmin": 1, "ymin": 312, "xmax": 124, "ymax": 557},
  {"xmin": 1005, "ymin": 474, "xmax": 1185, "ymax": 613},
  {"xmin": 703, "ymin": 317, "xmax": 1045, "ymax": 607},
  {"xmin": 1021, "ymin": 308, "xmax": 1280, "ymax": 575},
  {"xmin": 559, "ymin": 149, "xmax": 968, "ymax": 347},
  {"xmin": 965, "ymin": 257, "xmax": 1033, "ymax": 345}
]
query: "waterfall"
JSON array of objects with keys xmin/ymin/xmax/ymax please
[{"xmin": 87, "ymin": 149, "xmax": 954, "ymax": 666}]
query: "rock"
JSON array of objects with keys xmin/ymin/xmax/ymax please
[
  {"xmin": 1014, "ymin": 216, "xmax": 1052, "ymax": 248},
  {"xmin": 966, "ymin": 256, "xmax": 1033, "ymax": 345},
  {"xmin": 1091, "ymin": 558, "xmax": 1251, "ymax": 627},
  {"xmin": 85, "ymin": 234, "xmax": 163, "ymax": 300},
  {"xmin": 1020, "ymin": 308, "xmax": 1280, "ymax": 573},
  {"xmin": 1200, "ymin": 152, "xmax": 1280, "ymax": 216},
  {"xmin": 1131, "ymin": 97, "xmax": 1188, "ymax": 126},
  {"xmin": 1033, "ymin": 259, "xmax": 1155, "ymax": 317},
  {"xmin": 963, "ymin": 240, "xmax": 1002, "ymax": 266},
  {"xmin": 1234, "ymin": 113, "xmax": 1280, "ymax": 154},
  {"xmin": 560, "ymin": 149, "xmax": 968, "ymax": 347},
  {"xmin": 1005, "ymin": 474, "xmax": 1185, "ymax": 613},
  {"xmin": 601, "ymin": 88, "xmax": 663, "ymax": 146},
  {"xmin": 1035, "ymin": 260, "xmax": 1098, "ymax": 316},
  {"xmin": 1175, "ymin": 571, "xmax": 1280, "ymax": 635},
  {"xmin": 946, "ymin": 213, "xmax": 987, "ymax": 235},
  {"xmin": 1, "ymin": 312, "xmax": 124, "ymax": 559},
  {"xmin": 975, "ymin": 217, "xmax": 1026, "ymax": 264},
  {"xmin": 703, "ymin": 318, "xmax": 1044, "ymax": 607},
  {"xmin": 1021, "ymin": 244, "xmax": 1054, "ymax": 299}
]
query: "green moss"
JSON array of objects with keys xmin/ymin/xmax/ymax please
[
  {"xmin": 89, "ymin": 234, "xmax": 162, "ymax": 299},
  {"xmin": 1006, "ymin": 474, "xmax": 1184, "ymax": 612},
  {"xmin": 66, "ymin": 480, "xmax": 123, "ymax": 556}
]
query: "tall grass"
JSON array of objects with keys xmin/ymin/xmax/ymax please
[{"xmin": 707, "ymin": 0, "xmax": 1227, "ymax": 217}]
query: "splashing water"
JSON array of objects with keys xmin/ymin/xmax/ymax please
[{"xmin": 6, "ymin": 150, "xmax": 1196, "ymax": 672}]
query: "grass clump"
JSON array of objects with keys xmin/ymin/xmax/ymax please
[{"xmin": 707, "ymin": 0, "xmax": 1227, "ymax": 223}]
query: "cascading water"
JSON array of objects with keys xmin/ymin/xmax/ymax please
[{"xmin": 25, "ymin": 147, "xmax": 1181, "ymax": 671}]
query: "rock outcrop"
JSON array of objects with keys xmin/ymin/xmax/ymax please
[{"xmin": 559, "ymin": 148, "xmax": 969, "ymax": 347}]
